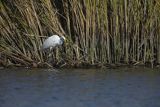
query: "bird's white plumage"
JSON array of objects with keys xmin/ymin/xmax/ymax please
[{"xmin": 42, "ymin": 35, "xmax": 63, "ymax": 50}]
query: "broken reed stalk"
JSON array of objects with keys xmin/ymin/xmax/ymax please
[{"xmin": 0, "ymin": 0, "xmax": 160, "ymax": 67}]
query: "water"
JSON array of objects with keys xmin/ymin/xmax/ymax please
[{"xmin": 0, "ymin": 67, "xmax": 160, "ymax": 107}]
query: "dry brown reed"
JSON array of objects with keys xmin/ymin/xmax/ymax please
[{"xmin": 0, "ymin": 0, "xmax": 160, "ymax": 67}]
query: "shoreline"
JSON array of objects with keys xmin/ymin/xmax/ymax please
[{"xmin": 0, "ymin": 61, "xmax": 159, "ymax": 69}]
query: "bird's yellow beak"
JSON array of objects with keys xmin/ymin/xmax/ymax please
[{"xmin": 64, "ymin": 38, "xmax": 67, "ymax": 43}]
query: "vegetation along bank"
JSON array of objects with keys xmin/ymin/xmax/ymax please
[{"xmin": 0, "ymin": 0, "xmax": 160, "ymax": 68}]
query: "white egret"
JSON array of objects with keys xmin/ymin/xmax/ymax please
[{"xmin": 42, "ymin": 35, "xmax": 66, "ymax": 50}]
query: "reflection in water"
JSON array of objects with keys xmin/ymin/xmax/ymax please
[{"xmin": 0, "ymin": 67, "xmax": 160, "ymax": 107}]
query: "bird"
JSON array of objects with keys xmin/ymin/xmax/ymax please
[{"xmin": 42, "ymin": 35, "xmax": 66, "ymax": 50}]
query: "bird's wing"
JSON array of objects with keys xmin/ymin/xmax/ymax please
[{"xmin": 42, "ymin": 35, "xmax": 60, "ymax": 50}]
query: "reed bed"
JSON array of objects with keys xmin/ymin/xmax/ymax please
[{"xmin": 0, "ymin": 0, "xmax": 160, "ymax": 67}]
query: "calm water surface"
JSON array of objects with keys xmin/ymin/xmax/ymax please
[{"xmin": 0, "ymin": 67, "xmax": 160, "ymax": 107}]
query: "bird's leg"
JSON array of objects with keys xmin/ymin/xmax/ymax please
[
  {"xmin": 55, "ymin": 50, "xmax": 59, "ymax": 66},
  {"xmin": 46, "ymin": 47, "xmax": 53, "ymax": 66},
  {"xmin": 55, "ymin": 48, "xmax": 60, "ymax": 65},
  {"xmin": 48, "ymin": 47, "xmax": 53, "ymax": 57}
]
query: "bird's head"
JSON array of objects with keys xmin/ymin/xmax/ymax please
[
  {"xmin": 61, "ymin": 36, "xmax": 66, "ymax": 41},
  {"xmin": 59, "ymin": 35, "xmax": 67, "ymax": 45}
]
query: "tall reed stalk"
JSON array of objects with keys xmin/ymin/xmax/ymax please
[{"xmin": 0, "ymin": 0, "xmax": 160, "ymax": 67}]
